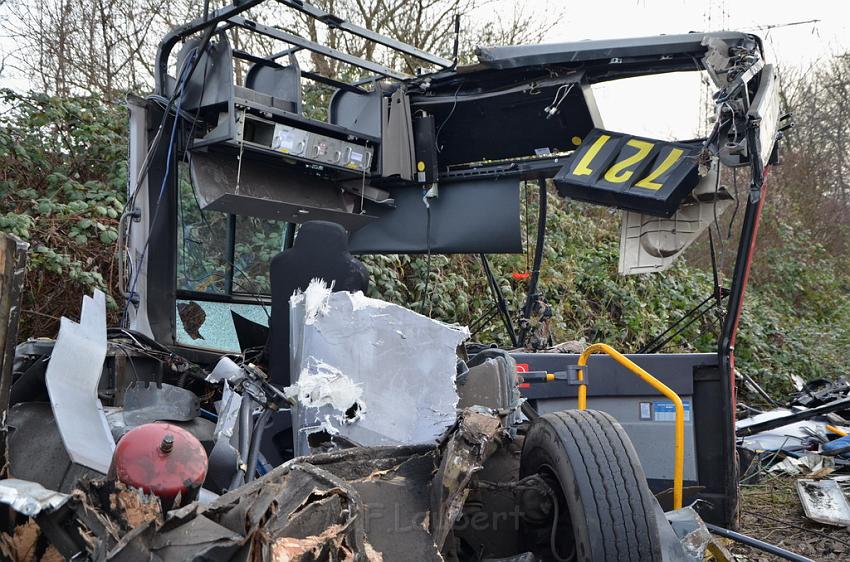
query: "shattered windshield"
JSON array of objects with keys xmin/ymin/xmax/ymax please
[
  {"xmin": 177, "ymin": 163, "xmax": 290, "ymax": 296},
  {"xmin": 176, "ymin": 162, "xmax": 288, "ymax": 350}
]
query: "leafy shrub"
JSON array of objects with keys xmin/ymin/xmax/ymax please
[{"xmin": 0, "ymin": 89, "xmax": 126, "ymax": 335}]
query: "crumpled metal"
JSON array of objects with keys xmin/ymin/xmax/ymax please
[{"xmin": 0, "ymin": 478, "xmax": 69, "ymax": 517}]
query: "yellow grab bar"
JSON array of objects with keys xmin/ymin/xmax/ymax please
[{"xmin": 575, "ymin": 343, "xmax": 685, "ymax": 510}]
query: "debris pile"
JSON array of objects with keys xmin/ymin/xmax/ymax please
[
  {"xmin": 0, "ymin": 408, "xmax": 506, "ymax": 561},
  {"xmin": 737, "ymin": 375, "xmax": 850, "ymax": 559},
  {"xmin": 0, "ymin": 287, "xmax": 521, "ymax": 561}
]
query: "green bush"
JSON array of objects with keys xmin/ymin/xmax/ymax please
[{"xmin": 0, "ymin": 89, "xmax": 126, "ymax": 335}]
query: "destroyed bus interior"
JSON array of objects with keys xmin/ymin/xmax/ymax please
[{"xmin": 0, "ymin": 1, "xmax": 791, "ymax": 561}]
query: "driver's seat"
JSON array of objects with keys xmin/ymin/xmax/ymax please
[{"xmin": 268, "ymin": 221, "xmax": 369, "ymax": 387}]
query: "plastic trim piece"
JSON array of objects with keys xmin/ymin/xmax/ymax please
[{"xmin": 45, "ymin": 290, "xmax": 115, "ymax": 473}]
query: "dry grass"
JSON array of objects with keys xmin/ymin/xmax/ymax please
[{"xmin": 732, "ymin": 476, "xmax": 850, "ymax": 561}]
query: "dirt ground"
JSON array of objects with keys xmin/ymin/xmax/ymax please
[{"xmin": 729, "ymin": 476, "xmax": 850, "ymax": 561}]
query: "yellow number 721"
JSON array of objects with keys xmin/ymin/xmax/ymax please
[{"xmin": 571, "ymin": 135, "xmax": 685, "ymax": 191}]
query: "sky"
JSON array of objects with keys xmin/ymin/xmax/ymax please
[
  {"xmin": 522, "ymin": 0, "xmax": 848, "ymax": 67},
  {"xmin": 1, "ymin": 0, "xmax": 847, "ymax": 137}
]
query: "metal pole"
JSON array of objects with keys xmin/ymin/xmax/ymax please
[
  {"xmin": 517, "ymin": 179, "xmax": 548, "ymax": 346},
  {"xmin": 705, "ymin": 524, "xmax": 814, "ymax": 562}
]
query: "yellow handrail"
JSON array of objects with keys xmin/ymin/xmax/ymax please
[{"xmin": 576, "ymin": 343, "xmax": 685, "ymax": 510}]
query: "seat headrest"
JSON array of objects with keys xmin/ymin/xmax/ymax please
[{"xmin": 293, "ymin": 221, "xmax": 349, "ymax": 252}]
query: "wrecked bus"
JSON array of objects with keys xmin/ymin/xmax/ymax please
[{"xmin": 0, "ymin": 1, "xmax": 788, "ymax": 560}]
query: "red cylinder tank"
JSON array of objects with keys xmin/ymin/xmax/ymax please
[{"xmin": 109, "ymin": 423, "xmax": 208, "ymax": 509}]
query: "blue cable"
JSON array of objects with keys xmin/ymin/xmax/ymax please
[{"xmin": 199, "ymin": 408, "xmax": 219, "ymax": 422}]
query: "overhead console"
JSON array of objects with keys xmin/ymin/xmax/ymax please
[{"xmin": 171, "ymin": 34, "xmax": 386, "ymax": 229}]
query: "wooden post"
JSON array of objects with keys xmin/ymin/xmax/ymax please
[{"xmin": 0, "ymin": 233, "xmax": 29, "ymax": 477}]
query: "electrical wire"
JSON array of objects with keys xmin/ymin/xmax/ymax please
[
  {"xmin": 146, "ymin": 94, "xmax": 199, "ymax": 123},
  {"xmin": 178, "ymin": 51, "xmax": 211, "ymax": 287},
  {"xmin": 476, "ymin": 254, "xmax": 518, "ymax": 346},
  {"xmin": 711, "ymin": 159, "xmax": 726, "ymax": 276},
  {"xmin": 177, "ymin": 39, "xmax": 271, "ymax": 317},
  {"xmin": 127, "ymin": 41, "xmax": 272, "ymax": 321},
  {"xmin": 123, "ymin": 47, "xmax": 201, "ymax": 219},
  {"xmin": 119, "ymin": 51, "xmax": 202, "ymax": 295},
  {"xmin": 122, "ymin": 46, "xmax": 201, "ymax": 319},
  {"xmin": 435, "ymin": 83, "xmax": 462, "ymax": 153},
  {"xmin": 727, "ymin": 167, "xmax": 741, "ymax": 239},
  {"xmin": 121, "ymin": 53, "xmax": 195, "ymax": 325},
  {"xmin": 419, "ymin": 199, "xmax": 433, "ymax": 316},
  {"xmin": 121, "ymin": 19, "xmax": 220, "ymax": 301},
  {"xmin": 544, "ymin": 83, "xmax": 574, "ymax": 119},
  {"xmin": 545, "ymin": 483, "xmax": 574, "ymax": 562}
]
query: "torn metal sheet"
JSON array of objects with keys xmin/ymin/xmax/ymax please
[
  {"xmin": 110, "ymin": 510, "xmax": 241, "ymax": 562},
  {"xmin": 198, "ymin": 454, "xmax": 380, "ymax": 561},
  {"xmin": 288, "ymin": 358, "xmax": 363, "ymax": 417},
  {"xmin": 0, "ymin": 479, "xmax": 163, "ymax": 561},
  {"xmin": 207, "ymin": 356, "xmax": 243, "ymax": 383},
  {"xmin": 213, "ymin": 382, "xmax": 242, "ymax": 443},
  {"xmin": 666, "ymin": 506, "xmax": 712, "ymax": 562},
  {"xmin": 796, "ymin": 479, "xmax": 850, "ymax": 527},
  {"xmin": 77, "ymin": 479, "xmax": 164, "ymax": 533},
  {"xmin": 289, "ymin": 280, "xmax": 469, "ymax": 455},
  {"xmin": 430, "ymin": 408, "xmax": 503, "ymax": 549},
  {"xmin": 0, "ymin": 418, "xmax": 501, "ymax": 561},
  {"xmin": 205, "ymin": 382, "xmax": 244, "ymax": 493},
  {"xmin": 347, "ymin": 453, "xmax": 440, "ymax": 561},
  {"xmin": 44, "ymin": 290, "xmax": 115, "ymax": 473},
  {"xmin": 738, "ymin": 408, "xmax": 831, "ymax": 451},
  {"xmin": 737, "ymin": 398, "xmax": 850, "ymax": 438},
  {"xmin": 0, "ymin": 479, "xmax": 69, "ymax": 516}
]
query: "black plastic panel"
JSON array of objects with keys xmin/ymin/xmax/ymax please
[
  {"xmin": 511, "ymin": 352, "xmax": 712, "ymax": 398},
  {"xmin": 349, "ymin": 178, "xmax": 522, "ymax": 254},
  {"xmin": 412, "ymin": 82, "xmax": 594, "ymax": 168}
]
